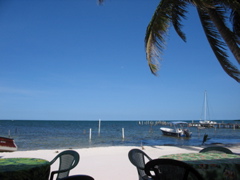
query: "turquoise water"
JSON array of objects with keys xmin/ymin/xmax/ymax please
[{"xmin": 0, "ymin": 120, "xmax": 239, "ymax": 151}]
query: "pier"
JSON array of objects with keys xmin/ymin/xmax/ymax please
[
  {"xmin": 188, "ymin": 122, "xmax": 240, "ymax": 129},
  {"xmin": 139, "ymin": 121, "xmax": 240, "ymax": 129}
]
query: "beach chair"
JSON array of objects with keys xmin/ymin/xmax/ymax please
[
  {"xmin": 128, "ymin": 149, "xmax": 153, "ymax": 180},
  {"xmin": 199, "ymin": 146, "xmax": 233, "ymax": 154},
  {"xmin": 60, "ymin": 175, "xmax": 94, "ymax": 180},
  {"xmin": 49, "ymin": 150, "xmax": 80, "ymax": 180},
  {"xmin": 145, "ymin": 158, "xmax": 203, "ymax": 180}
]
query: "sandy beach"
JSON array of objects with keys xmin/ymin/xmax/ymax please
[{"xmin": 1, "ymin": 145, "xmax": 240, "ymax": 180}]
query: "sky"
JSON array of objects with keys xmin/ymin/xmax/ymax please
[{"xmin": 0, "ymin": 0, "xmax": 239, "ymax": 121}]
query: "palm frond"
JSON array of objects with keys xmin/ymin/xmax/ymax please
[
  {"xmin": 206, "ymin": 7, "xmax": 240, "ymax": 64},
  {"xmin": 145, "ymin": 0, "xmax": 173, "ymax": 75},
  {"xmin": 215, "ymin": 0, "xmax": 240, "ymax": 14},
  {"xmin": 198, "ymin": 8, "xmax": 240, "ymax": 82},
  {"xmin": 214, "ymin": 0, "xmax": 240, "ymax": 42},
  {"xmin": 231, "ymin": 10, "xmax": 240, "ymax": 44},
  {"xmin": 187, "ymin": 0, "xmax": 214, "ymax": 9},
  {"xmin": 214, "ymin": 0, "xmax": 240, "ymax": 43},
  {"xmin": 172, "ymin": 1, "xmax": 188, "ymax": 42},
  {"xmin": 97, "ymin": 0, "xmax": 104, "ymax": 5}
]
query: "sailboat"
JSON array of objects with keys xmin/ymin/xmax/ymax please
[{"xmin": 199, "ymin": 91, "xmax": 217, "ymax": 128}]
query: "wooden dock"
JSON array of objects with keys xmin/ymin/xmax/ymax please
[
  {"xmin": 189, "ymin": 122, "xmax": 240, "ymax": 129},
  {"xmin": 139, "ymin": 121, "xmax": 240, "ymax": 129}
]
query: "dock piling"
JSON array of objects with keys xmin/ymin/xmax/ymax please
[
  {"xmin": 98, "ymin": 119, "xmax": 101, "ymax": 135},
  {"xmin": 122, "ymin": 128, "xmax": 125, "ymax": 140},
  {"xmin": 89, "ymin": 128, "xmax": 92, "ymax": 141}
]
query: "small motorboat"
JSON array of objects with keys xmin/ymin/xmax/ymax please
[
  {"xmin": 0, "ymin": 136, "xmax": 18, "ymax": 152},
  {"xmin": 160, "ymin": 121, "xmax": 192, "ymax": 137}
]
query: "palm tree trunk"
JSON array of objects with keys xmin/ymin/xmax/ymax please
[{"xmin": 207, "ymin": 8, "xmax": 240, "ymax": 64}]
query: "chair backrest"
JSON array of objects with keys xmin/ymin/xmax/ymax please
[
  {"xmin": 49, "ymin": 150, "xmax": 80, "ymax": 180},
  {"xmin": 128, "ymin": 149, "xmax": 152, "ymax": 180},
  {"xmin": 60, "ymin": 175, "xmax": 94, "ymax": 180},
  {"xmin": 199, "ymin": 146, "xmax": 233, "ymax": 154},
  {"xmin": 145, "ymin": 159, "xmax": 203, "ymax": 180}
]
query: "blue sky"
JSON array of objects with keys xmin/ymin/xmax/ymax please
[{"xmin": 0, "ymin": 0, "xmax": 239, "ymax": 121}]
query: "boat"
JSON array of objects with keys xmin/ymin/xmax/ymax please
[
  {"xmin": 0, "ymin": 136, "xmax": 18, "ymax": 152},
  {"xmin": 160, "ymin": 121, "xmax": 192, "ymax": 137},
  {"xmin": 199, "ymin": 120, "xmax": 217, "ymax": 127},
  {"xmin": 199, "ymin": 91, "xmax": 217, "ymax": 127}
]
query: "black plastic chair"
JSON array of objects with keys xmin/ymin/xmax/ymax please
[
  {"xmin": 199, "ymin": 146, "xmax": 233, "ymax": 154},
  {"xmin": 60, "ymin": 175, "xmax": 94, "ymax": 180},
  {"xmin": 128, "ymin": 149, "xmax": 153, "ymax": 180},
  {"xmin": 49, "ymin": 150, "xmax": 80, "ymax": 180},
  {"xmin": 145, "ymin": 158, "xmax": 203, "ymax": 180}
]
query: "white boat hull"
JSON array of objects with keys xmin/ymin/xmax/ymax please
[{"xmin": 160, "ymin": 127, "xmax": 192, "ymax": 137}]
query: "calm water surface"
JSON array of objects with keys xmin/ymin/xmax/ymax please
[{"xmin": 0, "ymin": 120, "xmax": 239, "ymax": 151}]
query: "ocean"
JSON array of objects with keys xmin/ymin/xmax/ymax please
[{"xmin": 0, "ymin": 120, "xmax": 239, "ymax": 151}]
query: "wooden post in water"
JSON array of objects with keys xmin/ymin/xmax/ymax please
[
  {"xmin": 122, "ymin": 128, "xmax": 125, "ymax": 140},
  {"xmin": 89, "ymin": 128, "xmax": 92, "ymax": 141},
  {"xmin": 98, "ymin": 119, "xmax": 101, "ymax": 135}
]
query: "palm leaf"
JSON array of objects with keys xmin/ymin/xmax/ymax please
[
  {"xmin": 214, "ymin": 0, "xmax": 240, "ymax": 45},
  {"xmin": 207, "ymin": 7, "xmax": 240, "ymax": 64},
  {"xmin": 198, "ymin": 8, "xmax": 240, "ymax": 82},
  {"xmin": 97, "ymin": 0, "xmax": 104, "ymax": 5},
  {"xmin": 215, "ymin": 0, "xmax": 240, "ymax": 14},
  {"xmin": 231, "ymin": 10, "xmax": 240, "ymax": 45},
  {"xmin": 171, "ymin": 1, "xmax": 188, "ymax": 42},
  {"xmin": 145, "ymin": 0, "xmax": 174, "ymax": 75},
  {"xmin": 187, "ymin": 0, "xmax": 214, "ymax": 9}
]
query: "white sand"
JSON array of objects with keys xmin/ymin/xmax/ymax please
[{"xmin": 1, "ymin": 145, "xmax": 240, "ymax": 180}]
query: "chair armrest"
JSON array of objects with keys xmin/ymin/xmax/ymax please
[{"xmin": 49, "ymin": 168, "xmax": 74, "ymax": 180}]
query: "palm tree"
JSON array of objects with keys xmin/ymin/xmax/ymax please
[{"xmin": 145, "ymin": 0, "xmax": 240, "ymax": 82}]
